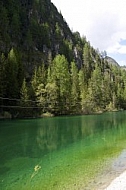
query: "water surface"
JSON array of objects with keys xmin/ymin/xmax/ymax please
[{"xmin": 0, "ymin": 112, "xmax": 126, "ymax": 189}]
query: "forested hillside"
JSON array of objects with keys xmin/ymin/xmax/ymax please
[{"xmin": 0, "ymin": 0, "xmax": 126, "ymax": 118}]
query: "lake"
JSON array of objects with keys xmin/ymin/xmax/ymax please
[{"xmin": 0, "ymin": 111, "xmax": 126, "ymax": 190}]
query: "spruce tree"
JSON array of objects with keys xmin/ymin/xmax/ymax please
[
  {"xmin": 83, "ymin": 42, "xmax": 92, "ymax": 83},
  {"xmin": 20, "ymin": 78, "xmax": 29, "ymax": 106},
  {"xmin": 78, "ymin": 67, "xmax": 88, "ymax": 113},
  {"xmin": 0, "ymin": 53, "xmax": 6, "ymax": 98},
  {"xmin": 6, "ymin": 48, "xmax": 19, "ymax": 99},
  {"xmin": 51, "ymin": 54, "xmax": 71, "ymax": 114},
  {"xmin": 45, "ymin": 63, "xmax": 58, "ymax": 114},
  {"xmin": 87, "ymin": 64, "xmax": 103, "ymax": 112},
  {"xmin": 70, "ymin": 61, "xmax": 80, "ymax": 113}
]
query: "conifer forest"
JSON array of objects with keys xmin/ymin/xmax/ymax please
[{"xmin": 0, "ymin": 0, "xmax": 126, "ymax": 118}]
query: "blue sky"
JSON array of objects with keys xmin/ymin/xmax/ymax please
[{"xmin": 51, "ymin": 0, "xmax": 126, "ymax": 66}]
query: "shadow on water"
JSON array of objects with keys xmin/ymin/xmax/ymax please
[
  {"xmin": 35, "ymin": 112, "xmax": 126, "ymax": 157},
  {"xmin": 0, "ymin": 166, "xmax": 10, "ymax": 175},
  {"xmin": 1, "ymin": 112, "xmax": 126, "ymax": 161}
]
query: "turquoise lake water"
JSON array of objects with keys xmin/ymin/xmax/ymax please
[{"xmin": 0, "ymin": 112, "xmax": 126, "ymax": 189}]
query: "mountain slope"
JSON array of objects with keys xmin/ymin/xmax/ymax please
[
  {"xmin": 1, "ymin": 0, "xmax": 126, "ymax": 118},
  {"xmin": 0, "ymin": 0, "xmax": 86, "ymax": 75},
  {"xmin": 105, "ymin": 56, "xmax": 119, "ymax": 67}
]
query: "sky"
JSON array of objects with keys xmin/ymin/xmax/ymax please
[{"xmin": 51, "ymin": 0, "xmax": 126, "ymax": 66}]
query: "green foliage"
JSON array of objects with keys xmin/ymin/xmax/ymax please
[
  {"xmin": 20, "ymin": 78, "xmax": 29, "ymax": 105},
  {"xmin": 1, "ymin": 0, "xmax": 126, "ymax": 117},
  {"xmin": 70, "ymin": 61, "xmax": 80, "ymax": 113},
  {"xmin": 51, "ymin": 54, "xmax": 71, "ymax": 114},
  {"xmin": 45, "ymin": 82, "xmax": 59, "ymax": 113},
  {"xmin": 52, "ymin": 55, "xmax": 70, "ymax": 97},
  {"xmin": 0, "ymin": 5, "xmax": 10, "ymax": 49},
  {"xmin": 31, "ymin": 64, "xmax": 46, "ymax": 91},
  {"xmin": 35, "ymin": 83, "xmax": 46, "ymax": 111},
  {"xmin": 0, "ymin": 53, "xmax": 7, "ymax": 97},
  {"xmin": 87, "ymin": 66, "xmax": 103, "ymax": 111},
  {"xmin": 83, "ymin": 42, "xmax": 93, "ymax": 82},
  {"xmin": 6, "ymin": 48, "xmax": 19, "ymax": 98},
  {"xmin": 78, "ymin": 67, "xmax": 88, "ymax": 112}
]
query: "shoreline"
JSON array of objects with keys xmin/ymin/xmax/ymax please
[
  {"xmin": 84, "ymin": 168, "xmax": 126, "ymax": 190},
  {"xmin": 104, "ymin": 149, "xmax": 126, "ymax": 190},
  {"xmin": 0, "ymin": 109, "xmax": 124, "ymax": 120},
  {"xmin": 104, "ymin": 170, "xmax": 126, "ymax": 190},
  {"xmin": 84, "ymin": 150, "xmax": 126, "ymax": 190}
]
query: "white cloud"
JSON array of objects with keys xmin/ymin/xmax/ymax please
[
  {"xmin": 51, "ymin": 0, "xmax": 126, "ymax": 64},
  {"xmin": 107, "ymin": 43, "xmax": 126, "ymax": 54},
  {"xmin": 119, "ymin": 60, "xmax": 126, "ymax": 66}
]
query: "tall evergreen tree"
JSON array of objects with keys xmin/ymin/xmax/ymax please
[
  {"xmin": 45, "ymin": 63, "xmax": 59, "ymax": 113},
  {"xmin": 0, "ymin": 53, "xmax": 7, "ymax": 113},
  {"xmin": 78, "ymin": 67, "xmax": 88, "ymax": 113},
  {"xmin": 31, "ymin": 63, "xmax": 46, "ymax": 100},
  {"xmin": 35, "ymin": 83, "xmax": 46, "ymax": 113},
  {"xmin": 70, "ymin": 61, "xmax": 80, "ymax": 113},
  {"xmin": 88, "ymin": 64, "xmax": 103, "ymax": 112},
  {"xmin": 102, "ymin": 71, "xmax": 112, "ymax": 109},
  {"xmin": 6, "ymin": 48, "xmax": 19, "ymax": 99},
  {"xmin": 51, "ymin": 54, "xmax": 71, "ymax": 114},
  {"xmin": 0, "ymin": 53, "xmax": 6, "ymax": 98},
  {"xmin": 20, "ymin": 78, "xmax": 29, "ymax": 106},
  {"xmin": 83, "ymin": 42, "xmax": 92, "ymax": 83}
]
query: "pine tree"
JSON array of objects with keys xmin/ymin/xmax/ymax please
[
  {"xmin": 0, "ymin": 53, "xmax": 7, "ymax": 113},
  {"xmin": 31, "ymin": 63, "xmax": 46, "ymax": 100},
  {"xmin": 87, "ymin": 64, "xmax": 103, "ymax": 112},
  {"xmin": 121, "ymin": 70, "xmax": 126, "ymax": 109},
  {"xmin": 102, "ymin": 71, "xmax": 112, "ymax": 109},
  {"xmin": 83, "ymin": 42, "xmax": 92, "ymax": 83},
  {"xmin": 51, "ymin": 54, "xmax": 71, "ymax": 114},
  {"xmin": 45, "ymin": 82, "xmax": 58, "ymax": 113},
  {"xmin": 20, "ymin": 78, "xmax": 29, "ymax": 106},
  {"xmin": 35, "ymin": 83, "xmax": 46, "ymax": 113},
  {"xmin": 0, "ymin": 53, "xmax": 6, "ymax": 98},
  {"xmin": 78, "ymin": 67, "xmax": 88, "ymax": 113},
  {"xmin": 6, "ymin": 48, "xmax": 19, "ymax": 99},
  {"xmin": 45, "ymin": 63, "xmax": 59, "ymax": 113},
  {"xmin": 20, "ymin": 78, "xmax": 31, "ymax": 117},
  {"xmin": 70, "ymin": 61, "xmax": 80, "ymax": 113}
]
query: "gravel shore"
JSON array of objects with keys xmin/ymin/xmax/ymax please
[
  {"xmin": 84, "ymin": 150, "xmax": 126, "ymax": 190},
  {"xmin": 104, "ymin": 170, "xmax": 126, "ymax": 190},
  {"xmin": 104, "ymin": 150, "xmax": 126, "ymax": 190}
]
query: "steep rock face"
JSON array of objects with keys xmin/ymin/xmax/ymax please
[
  {"xmin": 105, "ymin": 56, "xmax": 119, "ymax": 67},
  {"xmin": 1, "ymin": 1, "xmax": 126, "ymax": 118},
  {"xmin": 0, "ymin": 0, "xmax": 85, "ymax": 76}
]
